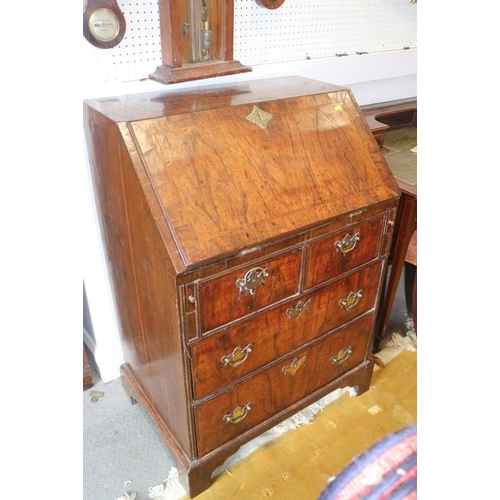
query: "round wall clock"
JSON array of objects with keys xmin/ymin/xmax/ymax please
[
  {"xmin": 83, "ymin": 0, "xmax": 126, "ymax": 49},
  {"xmin": 255, "ymin": 0, "xmax": 285, "ymax": 9}
]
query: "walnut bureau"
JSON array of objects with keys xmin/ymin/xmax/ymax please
[{"xmin": 83, "ymin": 77, "xmax": 400, "ymax": 498}]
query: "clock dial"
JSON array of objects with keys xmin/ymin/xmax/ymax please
[
  {"xmin": 89, "ymin": 9, "xmax": 120, "ymax": 42},
  {"xmin": 83, "ymin": 0, "xmax": 126, "ymax": 49}
]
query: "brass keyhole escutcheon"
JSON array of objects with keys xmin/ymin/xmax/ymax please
[
  {"xmin": 246, "ymin": 106, "xmax": 274, "ymax": 129},
  {"xmin": 236, "ymin": 266, "xmax": 269, "ymax": 295},
  {"xmin": 286, "ymin": 298, "xmax": 313, "ymax": 320},
  {"xmin": 282, "ymin": 355, "xmax": 306, "ymax": 376},
  {"xmin": 335, "ymin": 232, "xmax": 360, "ymax": 255}
]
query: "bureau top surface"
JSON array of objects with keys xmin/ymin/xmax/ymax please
[{"xmin": 85, "ymin": 77, "xmax": 399, "ymax": 270}]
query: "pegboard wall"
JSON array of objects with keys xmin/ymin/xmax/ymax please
[{"xmin": 89, "ymin": 0, "xmax": 417, "ymax": 86}]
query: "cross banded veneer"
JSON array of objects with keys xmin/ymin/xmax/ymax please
[{"xmin": 83, "ymin": 77, "xmax": 400, "ymax": 498}]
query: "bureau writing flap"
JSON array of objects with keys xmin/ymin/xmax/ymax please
[{"xmin": 99, "ymin": 78, "xmax": 399, "ymax": 269}]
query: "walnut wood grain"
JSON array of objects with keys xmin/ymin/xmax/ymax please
[
  {"xmin": 84, "ymin": 106, "xmax": 192, "ymax": 456},
  {"xmin": 83, "ymin": 77, "xmax": 399, "ymax": 498},
  {"xmin": 198, "ymin": 249, "xmax": 301, "ymax": 333},
  {"xmin": 84, "ymin": 77, "xmax": 345, "ymax": 124},
  {"xmin": 305, "ymin": 215, "xmax": 384, "ymax": 289},
  {"xmin": 123, "ymin": 356, "xmax": 374, "ymax": 498},
  {"xmin": 194, "ymin": 314, "xmax": 373, "ymax": 456},
  {"xmin": 191, "ymin": 263, "xmax": 382, "ymax": 399},
  {"xmin": 127, "ymin": 89, "xmax": 398, "ymax": 268}
]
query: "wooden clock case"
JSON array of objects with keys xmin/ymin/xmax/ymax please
[{"xmin": 150, "ymin": 0, "xmax": 251, "ymax": 85}]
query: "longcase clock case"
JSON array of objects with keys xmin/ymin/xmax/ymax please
[{"xmin": 83, "ymin": 77, "xmax": 400, "ymax": 498}]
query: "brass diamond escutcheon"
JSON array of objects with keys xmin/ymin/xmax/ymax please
[{"xmin": 246, "ymin": 105, "xmax": 273, "ymax": 129}]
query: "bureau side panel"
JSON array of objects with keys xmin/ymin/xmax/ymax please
[
  {"xmin": 84, "ymin": 105, "xmax": 191, "ymax": 455},
  {"xmin": 119, "ymin": 123, "xmax": 192, "ymax": 455},
  {"xmin": 83, "ymin": 106, "xmax": 144, "ymax": 372}
]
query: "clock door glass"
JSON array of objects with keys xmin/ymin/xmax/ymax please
[{"xmin": 181, "ymin": 0, "xmax": 223, "ymax": 65}]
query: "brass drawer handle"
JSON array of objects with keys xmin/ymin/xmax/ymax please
[
  {"xmin": 235, "ymin": 266, "xmax": 269, "ymax": 295},
  {"xmin": 286, "ymin": 298, "xmax": 313, "ymax": 320},
  {"xmin": 331, "ymin": 346, "xmax": 353, "ymax": 365},
  {"xmin": 335, "ymin": 232, "xmax": 360, "ymax": 255},
  {"xmin": 282, "ymin": 355, "xmax": 307, "ymax": 376},
  {"xmin": 339, "ymin": 290, "xmax": 363, "ymax": 311},
  {"xmin": 221, "ymin": 344, "xmax": 253, "ymax": 368},
  {"xmin": 223, "ymin": 403, "xmax": 251, "ymax": 424}
]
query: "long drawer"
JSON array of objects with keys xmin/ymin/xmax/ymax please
[
  {"xmin": 190, "ymin": 261, "xmax": 382, "ymax": 400},
  {"xmin": 193, "ymin": 314, "xmax": 373, "ymax": 457}
]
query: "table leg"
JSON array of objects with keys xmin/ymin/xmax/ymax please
[{"xmin": 374, "ymin": 193, "xmax": 417, "ymax": 350}]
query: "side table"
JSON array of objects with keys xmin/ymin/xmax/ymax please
[{"xmin": 362, "ymin": 102, "xmax": 417, "ymax": 350}]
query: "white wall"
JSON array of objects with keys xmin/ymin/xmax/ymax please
[{"xmin": 83, "ymin": 0, "xmax": 417, "ymax": 382}]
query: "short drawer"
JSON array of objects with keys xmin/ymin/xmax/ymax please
[
  {"xmin": 190, "ymin": 261, "xmax": 382, "ymax": 400},
  {"xmin": 196, "ymin": 249, "xmax": 302, "ymax": 333},
  {"xmin": 305, "ymin": 217, "xmax": 383, "ymax": 289},
  {"xmin": 193, "ymin": 314, "xmax": 373, "ymax": 457}
]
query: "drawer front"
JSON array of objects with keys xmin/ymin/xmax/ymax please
[
  {"xmin": 305, "ymin": 217, "xmax": 383, "ymax": 289},
  {"xmin": 191, "ymin": 261, "xmax": 382, "ymax": 400},
  {"xmin": 197, "ymin": 249, "xmax": 302, "ymax": 333},
  {"xmin": 194, "ymin": 314, "xmax": 373, "ymax": 457}
]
